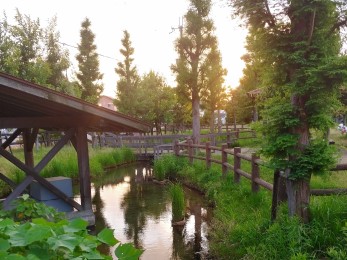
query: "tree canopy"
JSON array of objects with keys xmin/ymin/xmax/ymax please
[
  {"xmin": 76, "ymin": 18, "xmax": 103, "ymax": 104},
  {"xmin": 229, "ymin": 0, "xmax": 347, "ymax": 222}
]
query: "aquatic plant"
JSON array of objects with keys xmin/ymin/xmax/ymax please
[{"xmin": 169, "ymin": 183, "xmax": 185, "ymax": 222}]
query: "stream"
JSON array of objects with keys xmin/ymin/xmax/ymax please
[{"xmin": 88, "ymin": 162, "xmax": 212, "ymax": 259}]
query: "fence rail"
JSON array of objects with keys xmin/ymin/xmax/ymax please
[{"xmin": 173, "ymin": 140, "xmax": 347, "ymax": 220}]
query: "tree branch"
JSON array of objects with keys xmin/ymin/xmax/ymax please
[
  {"xmin": 264, "ymin": 0, "xmax": 276, "ymax": 28},
  {"xmin": 307, "ymin": 8, "xmax": 316, "ymax": 46}
]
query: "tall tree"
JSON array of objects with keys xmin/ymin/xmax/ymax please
[
  {"xmin": 229, "ymin": 0, "xmax": 347, "ymax": 222},
  {"xmin": 171, "ymin": 0, "xmax": 217, "ymax": 143},
  {"xmin": 114, "ymin": 30, "xmax": 140, "ymax": 116},
  {"xmin": 0, "ymin": 12, "xmax": 21, "ymax": 75},
  {"xmin": 76, "ymin": 18, "xmax": 103, "ymax": 104},
  {"xmin": 44, "ymin": 16, "xmax": 73, "ymax": 94},
  {"xmin": 137, "ymin": 71, "xmax": 176, "ymax": 134},
  {"xmin": 201, "ymin": 45, "xmax": 227, "ymax": 133},
  {"xmin": 10, "ymin": 9, "xmax": 50, "ymax": 84}
]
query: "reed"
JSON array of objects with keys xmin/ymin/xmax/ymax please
[{"xmin": 169, "ymin": 183, "xmax": 185, "ymax": 222}]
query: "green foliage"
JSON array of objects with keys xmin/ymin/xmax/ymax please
[
  {"xmin": 169, "ymin": 184, "xmax": 185, "ymax": 222},
  {"xmin": 171, "ymin": 155, "xmax": 347, "ymax": 259},
  {"xmin": 0, "ymin": 195, "xmax": 143, "ymax": 259},
  {"xmin": 0, "ymin": 194, "xmax": 64, "ymax": 223},
  {"xmin": 153, "ymin": 155, "xmax": 188, "ymax": 180},
  {"xmin": 114, "ymin": 30, "xmax": 140, "ymax": 117},
  {"xmin": 76, "ymin": 18, "xmax": 103, "ymax": 104}
]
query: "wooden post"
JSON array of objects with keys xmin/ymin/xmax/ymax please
[
  {"xmin": 233, "ymin": 147, "xmax": 241, "ymax": 183},
  {"xmin": 75, "ymin": 127, "xmax": 92, "ymax": 211},
  {"xmin": 206, "ymin": 142, "xmax": 211, "ymax": 169},
  {"xmin": 174, "ymin": 140, "xmax": 179, "ymax": 157},
  {"xmin": 188, "ymin": 139, "xmax": 193, "ymax": 164},
  {"xmin": 222, "ymin": 144, "xmax": 228, "ymax": 178},
  {"xmin": 251, "ymin": 152, "xmax": 260, "ymax": 192},
  {"xmin": 236, "ymin": 128, "xmax": 240, "ymax": 139},
  {"xmin": 226, "ymin": 132, "xmax": 231, "ymax": 148}
]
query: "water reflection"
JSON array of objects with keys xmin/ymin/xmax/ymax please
[{"xmin": 91, "ymin": 163, "xmax": 211, "ymax": 259}]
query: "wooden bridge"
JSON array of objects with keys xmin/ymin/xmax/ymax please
[{"xmin": 92, "ymin": 129, "xmax": 257, "ymax": 159}]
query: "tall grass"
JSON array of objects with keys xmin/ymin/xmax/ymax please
[
  {"xmin": 0, "ymin": 146, "xmax": 136, "ymax": 197},
  {"xmin": 169, "ymin": 183, "xmax": 185, "ymax": 222},
  {"xmin": 154, "ymin": 154, "xmax": 347, "ymax": 259}
]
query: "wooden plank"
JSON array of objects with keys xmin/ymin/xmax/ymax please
[
  {"xmin": 2, "ymin": 128, "xmax": 76, "ymax": 209},
  {"xmin": 0, "ymin": 128, "xmax": 23, "ymax": 149},
  {"xmin": 311, "ymin": 188, "xmax": 347, "ymax": 196},
  {"xmin": 0, "ymin": 172, "xmax": 17, "ymax": 189},
  {"xmin": 0, "ymin": 147, "xmax": 82, "ymax": 211}
]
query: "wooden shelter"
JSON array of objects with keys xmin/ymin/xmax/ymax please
[{"xmin": 0, "ymin": 72, "xmax": 150, "ymax": 222}]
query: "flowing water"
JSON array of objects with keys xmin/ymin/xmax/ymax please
[{"xmin": 89, "ymin": 162, "xmax": 212, "ymax": 259}]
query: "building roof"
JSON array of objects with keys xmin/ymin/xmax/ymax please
[{"xmin": 0, "ymin": 72, "xmax": 150, "ymax": 132}]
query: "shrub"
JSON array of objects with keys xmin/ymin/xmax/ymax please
[{"xmin": 0, "ymin": 195, "xmax": 143, "ymax": 259}]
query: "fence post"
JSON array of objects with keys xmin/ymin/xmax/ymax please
[
  {"xmin": 188, "ymin": 139, "xmax": 193, "ymax": 164},
  {"xmin": 206, "ymin": 141, "xmax": 211, "ymax": 169},
  {"xmin": 226, "ymin": 132, "xmax": 231, "ymax": 148},
  {"xmin": 251, "ymin": 152, "xmax": 260, "ymax": 192},
  {"xmin": 222, "ymin": 144, "xmax": 228, "ymax": 178},
  {"xmin": 236, "ymin": 128, "xmax": 240, "ymax": 139},
  {"xmin": 233, "ymin": 147, "xmax": 241, "ymax": 183},
  {"xmin": 174, "ymin": 139, "xmax": 179, "ymax": 157}
]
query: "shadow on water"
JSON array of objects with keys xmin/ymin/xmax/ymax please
[{"xmin": 89, "ymin": 162, "xmax": 212, "ymax": 259}]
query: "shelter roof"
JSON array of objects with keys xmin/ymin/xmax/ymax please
[{"xmin": 0, "ymin": 72, "xmax": 150, "ymax": 132}]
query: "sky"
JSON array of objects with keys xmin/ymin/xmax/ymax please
[{"xmin": 1, "ymin": 0, "xmax": 247, "ymax": 98}]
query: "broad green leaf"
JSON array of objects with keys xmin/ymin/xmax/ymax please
[
  {"xmin": 114, "ymin": 243, "xmax": 143, "ymax": 260},
  {"xmin": 0, "ymin": 238, "xmax": 10, "ymax": 251},
  {"xmin": 8, "ymin": 223, "xmax": 31, "ymax": 247},
  {"xmin": 27, "ymin": 245, "xmax": 51, "ymax": 260},
  {"xmin": 81, "ymin": 251, "xmax": 105, "ymax": 259},
  {"xmin": 63, "ymin": 218, "xmax": 88, "ymax": 233},
  {"xmin": 26, "ymin": 254, "xmax": 41, "ymax": 260},
  {"xmin": 97, "ymin": 228, "xmax": 118, "ymax": 246},
  {"xmin": 0, "ymin": 218, "xmax": 15, "ymax": 229},
  {"xmin": 4, "ymin": 254, "xmax": 27, "ymax": 260},
  {"xmin": 78, "ymin": 236, "xmax": 98, "ymax": 252},
  {"xmin": 47, "ymin": 234, "xmax": 82, "ymax": 252},
  {"xmin": 26, "ymin": 224, "xmax": 52, "ymax": 244}
]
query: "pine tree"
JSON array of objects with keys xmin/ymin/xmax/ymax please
[
  {"xmin": 114, "ymin": 30, "xmax": 140, "ymax": 116},
  {"xmin": 76, "ymin": 18, "xmax": 103, "ymax": 104}
]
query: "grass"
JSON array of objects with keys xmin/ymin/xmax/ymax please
[
  {"xmin": 169, "ymin": 183, "xmax": 185, "ymax": 222},
  {"xmin": 154, "ymin": 154, "xmax": 347, "ymax": 259},
  {"xmin": 0, "ymin": 146, "xmax": 136, "ymax": 198}
]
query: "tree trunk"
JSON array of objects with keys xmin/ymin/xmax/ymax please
[
  {"xmin": 209, "ymin": 110, "xmax": 215, "ymax": 134},
  {"xmin": 285, "ymin": 169, "xmax": 311, "ymax": 223},
  {"xmin": 192, "ymin": 90, "xmax": 200, "ymax": 144},
  {"xmin": 217, "ymin": 110, "xmax": 222, "ymax": 133}
]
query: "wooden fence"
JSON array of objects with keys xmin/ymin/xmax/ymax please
[
  {"xmin": 102, "ymin": 129, "xmax": 256, "ymax": 155},
  {"xmin": 173, "ymin": 140, "xmax": 347, "ymax": 220}
]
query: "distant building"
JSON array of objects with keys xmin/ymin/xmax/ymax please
[{"xmin": 98, "ymin": 95, "xmax": 116, "ymax": 111}]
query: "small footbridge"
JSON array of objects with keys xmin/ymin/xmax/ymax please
[{"xmin": 94, "ymin": 129, "xmax": 256, "ymax": 159}]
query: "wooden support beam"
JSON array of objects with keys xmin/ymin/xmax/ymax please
[
  {"xmin": 75, "ymin": 127, "xmax": 92, "ymax": 211},
  {"xmin": 1, "ymin": 128, "xmax": 81, "ymax": 211},
  {"xmin": 1, "ymin": 128, "xmax": 23, "ymax": 149}
]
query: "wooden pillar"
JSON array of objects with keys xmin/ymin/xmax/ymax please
[
  {"xmin": 233, "ymin": 147, "xmax": 241, "ymax": 183},
  {"xmin": 174, "ymin": 140, "xmax": 180, "ymax": 157},
  {"xmin": 75, "ymin": 128, "xmax": 92, "ymax": 211},
  {"xmin": 205, "ymin": 142, "xmax": 211, "ymax": 169},
  {"xmin": 221, "ymin": 144, "xmax": 228, "ymax": 178},
  {"xmin": 251, "ymin": 152, "xmax": 260, "ymax": 192},
  {"xmin": 271, "ymin": 170, "xmax": 288, "ymax": 221}
]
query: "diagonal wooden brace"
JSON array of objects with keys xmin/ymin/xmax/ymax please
[{"xmin": 1, "ymin": 128, "xmax": 82, "ymax": 211}]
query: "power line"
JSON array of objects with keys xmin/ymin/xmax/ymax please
[{"xmin": 57, "ymin": 41, "xmax": 119, "ymax": 61}]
